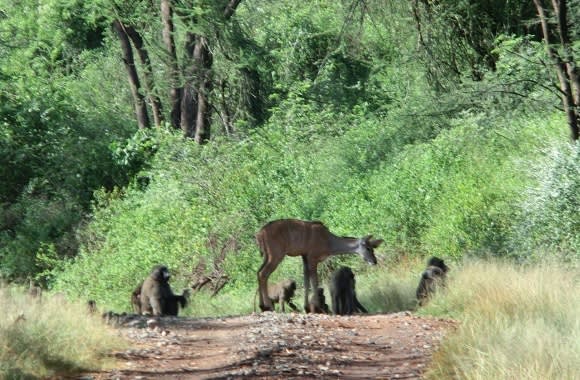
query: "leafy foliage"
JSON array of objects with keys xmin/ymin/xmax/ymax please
[
  {"xmin": 0, "ymin": 1, "xmax": 577, "ymax": 315},
  {"xmin": 512, "ymin": 144, "xmax": 580, "ymax": 262}
]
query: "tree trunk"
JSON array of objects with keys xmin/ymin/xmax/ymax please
[
  {"xmin": 180, "ymin": 31, "xmax": 197, "ymax": 138},
  {"xmin": 161, "ymin": 0, "xmax": 182, "ymax": 130},
  {"xmin": 125, "ymin": 25, "xmax": 164, "ymax": 128},
  {"xmin": 112, "ymin": 20, "xmax": 150, "ymax": 130},
  {"xmin": 193, "ymin": 35, "xmax": 213, "ymax": 144},
  {"xmin": 533, "ymin": 0, "xmax": 579, "ymax": 141}
]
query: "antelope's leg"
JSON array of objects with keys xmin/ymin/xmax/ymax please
[
  {"xmin": 258, "ymin": 256, "xmax": 282, "ymax": 311},
  {"xmin": 302, "ymin": 255, "xmax": 310, "ymax": 311}
]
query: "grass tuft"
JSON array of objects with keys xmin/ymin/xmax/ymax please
[
  {"xmin": 0, "ymin": 287, "xmax": 126, "ymax": 379},
  {"xmin": 423, "ymin": 260, "xmax": 580, "ymax": 380}
]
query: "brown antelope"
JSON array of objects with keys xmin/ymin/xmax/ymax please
[{"xmin": 255, "ymin": 219, "xmax": 383, "ymax": 312}]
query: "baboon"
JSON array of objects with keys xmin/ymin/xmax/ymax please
[
  {"xmin": 27, "ymin": 286, "xmax": 42, "ymax": 300},
  {"xmin": 254, "ymin": 279, "xmax": 298, "ymax": 312},
  {"xmin": 330, "ymin": 266, "xmax": 367, "ymax": 315},
  {"xmin": 27, "ymin": 280, "xmax": 42, "ymax": 300},
  {"xmin": 131, "ymin": 282, "xmax": 143, "ymax": 313},
  {"xmin": 307, "ymin": 287, "xmax": 330, "ymax": 314},
  {"xmin": 102, "ymin": 311, "xmax": 130, "ymax": 326},
  {"xmin": 165, "ymin": 289, "xmax": 190, "ymax": 316},
  {"xmin": 87, "ymin": 300, "xmax": 97, "ymax": 314},
  {"xmin": 132, "ymin": 278, "xmax": 189, "ymax": 316},
  {"xmin": 140, "ymin": 265, "xmax": 186, "ymax": 316},
  {"xmin": 416, "ymin": 256, "xmax": 449, "ymax": 306}
]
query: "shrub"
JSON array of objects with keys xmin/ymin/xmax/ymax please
[{"xmin": 511, "ymin": 143, "xmax": 580, "ymax": 263}]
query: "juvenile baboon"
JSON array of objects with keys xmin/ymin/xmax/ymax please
[
  {"xmin": 330, "ymin": 266, "xmax": 368, "ymax": 315},
  {"xmin": 165, "ymin": 289, "xmax": 190, "ymax": 316},
  {"xmin": 254, "ymin": 279, "xmax": 298, "ymax": 312},
  {"xmin": 140, "ymin": 265, "xmax": 185, "ymax": 316},
  {"xmin": 307, "ymin": 287, "xmax": 330, "ymax": 314},
  {"xmin": 27, "ymin": 280, "xmax": 42, "ymax": 301},
  {"xmin": 131, "ymin": 282, "xmax": 143, "ymax": 313},
  {"xmin": 87, "ymin": 300, "xmax": 97, "ymax": 314},
  {"xmin": 27, "ymin": 286, "xmax": 42, "ymax": 300},
  {"xmin": 416, "ymin": 256, "xmax": 449, "ymax": 306}
]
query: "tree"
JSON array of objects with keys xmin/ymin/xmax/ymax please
[
  {"xmin": 112, "ymin": 20, "xmax": 150, "ymax": 129},
  {"xmin": 410, "ymin": 0, "xmax": 537, "ymax": 86},
  {"xmin": 533, "ymin": 0, "xmax": 579, "ymax": 141},
  {"xmin": 114, "ymin": 0, "xmax": 243, "ymax": 142}
]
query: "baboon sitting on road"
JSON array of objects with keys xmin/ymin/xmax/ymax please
[
  {"xmin": 416, "ymin": 256, "xmax": 449, "ymax": 306},
  {"xmin": 139, "ymin": 265, "xmax": 189, "ymax": 316},
  {"xmin": 330, "ymin": 266, "xmax": 367, "ymax": 315},
  {"xmin": 254, "ymin": 279, "xmax": 298, "ymax": 312}
]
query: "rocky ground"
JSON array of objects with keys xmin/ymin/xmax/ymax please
[{"xmin": 76, "ymin": 312, "xmax": 457, "ymax": 380}]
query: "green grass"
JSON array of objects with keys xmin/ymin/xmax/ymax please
[
  {"xmin": 0, "ymin": 286, "xmax": 126, "ymax": 379},
  {"xmin": 182, "ymin": 257, "xmax": 424, "ymax": 317},
  {"xmin": 422, "ymin": 260, "xmax": 580, "ymax": 380},
  {"xmin": 6, "ymin": 258, "xmax": 577, "ymax": 380}
]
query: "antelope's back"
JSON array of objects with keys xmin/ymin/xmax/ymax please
[{"xmin": 256, "ymin": 219, "xmax": 332, "ymax": 256}]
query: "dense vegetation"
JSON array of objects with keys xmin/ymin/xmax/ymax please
[
  {"xmin": 1, "ymin": 1, "xmax": 579, "ymax": 377},
  {"xmin": 1, "ymin": 0, "xmax": 578, "ymax": 294}
]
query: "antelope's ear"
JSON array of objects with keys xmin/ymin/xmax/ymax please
[{"xmin": 369, "ymin": 238, "xmax": 384, "ymax": 248}]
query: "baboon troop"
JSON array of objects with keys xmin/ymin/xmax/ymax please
[
  {"xmin": 330, "ymin": 266, "xmax": 368, "ymax": 315},
  {"xmin": 255, "ymin": 279, "xmax": 299, "ymax": 312},
  {"xmin": 416, "ymin": 256, "xmax": 449, "ymax": 306},
  {"xmin": 137, "ymin": 265, "xmax": 189, "ymax": 316}
]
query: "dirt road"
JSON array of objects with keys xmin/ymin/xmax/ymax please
[{"xmin": 79, "ymin": 312, "xmax": 456, "ymax": 379}]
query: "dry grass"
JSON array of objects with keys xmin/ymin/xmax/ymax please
[
  {"xmin": 422, "ymin": 260, "xmax": 580, "ymax": 380},
  {"xmin": 0, "ymin": 286, "xmax": 126, "ymax": 379}
]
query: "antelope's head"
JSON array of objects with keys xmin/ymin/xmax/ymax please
[{"xmin": 358, "ymin": 235, "xmax": 383, "ymax": 265}]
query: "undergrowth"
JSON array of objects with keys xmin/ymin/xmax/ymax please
[
  {"xmin": 0, "ymin": 286, "xmax": 126, "ymax": 379},
  {"xmin": 422, "ymin": 260, "xmax": 580, "ymax": 380}
]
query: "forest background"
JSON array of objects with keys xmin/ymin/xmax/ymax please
[{"xmin": 1, "ymin": 0, "xmax": 579, "ymax": 309}]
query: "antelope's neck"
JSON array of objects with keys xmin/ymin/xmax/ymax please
[{"xmin": 329, "ymin": 236, "xmax": 360, "ymax": 255}]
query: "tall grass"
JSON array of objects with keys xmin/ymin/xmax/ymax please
[
  {"xmin": 0, "ymin": 287, "xmax": 126, "ymax": 379},
  {"xmin": 423, "ymin": 260, "xmax": 580, "ymax": 380}
]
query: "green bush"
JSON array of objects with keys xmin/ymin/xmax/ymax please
[{"xmin": 512, "ymin": 143, "xmax": 580, "ymax": 262}]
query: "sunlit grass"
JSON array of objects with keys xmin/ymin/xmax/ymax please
[
  {"xmin": 0, "ymin": 286, "xmax": 126, "ymax": 379},
  {"xmin": 183, "ymin": 257, "xmax": 424, "ymax": 317},
  {"xmin": 422, "ymin": 260, "xmax": 580, "ymax": 380},
  {"xmin": 183, "ymin": 289, "xmax": 256, "ymax": 317},
  {"xmin": 175, "ymin": 258, "xmax": 580, "ymax": 380},
  {"xmin": 357, "ymin": 261, "xmax": 421, "ymax": 313}
]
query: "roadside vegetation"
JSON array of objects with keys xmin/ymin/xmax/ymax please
[
  {"xmin": 423, "ymin": 260, "xmax": 580, "ymax": 380},
  {"xmin": 1, "ymin": 0, "xmax": 579, "ymax": 378},
  {"xmin": 0, "ymin": 286, "xmax": 125, "ymax": 379}
]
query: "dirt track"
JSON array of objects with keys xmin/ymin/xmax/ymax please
[{"xmin": 78, "ymin": 312, "xmax": 456, "ymax": 380}]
